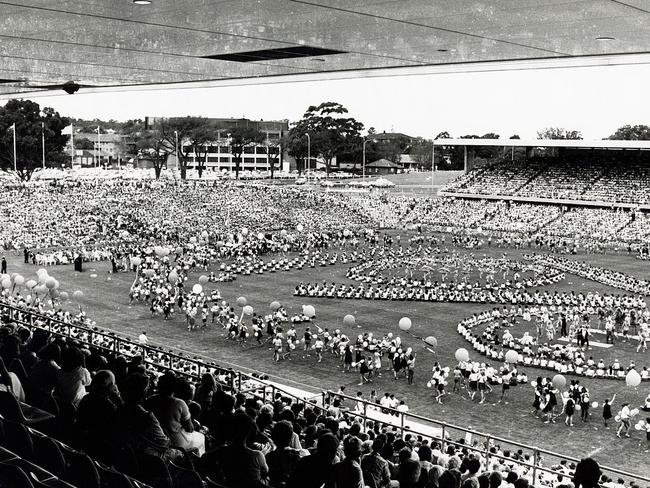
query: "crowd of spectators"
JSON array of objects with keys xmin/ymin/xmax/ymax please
[{"xmin": 443, "ymin": 159, "xmax": 650, "ymax": 205}]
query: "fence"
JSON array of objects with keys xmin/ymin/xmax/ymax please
[{"xmin": 1, "ymin": 300, "xmax": 648, "ymax": 487}]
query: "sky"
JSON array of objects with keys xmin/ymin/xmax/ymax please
[{"xmin": 13, "ymin": 63, "xmax": 650, "ymax": 140}]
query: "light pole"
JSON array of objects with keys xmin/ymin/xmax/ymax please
[
  {"xmin": 362, "ymin": 137, "xmax": 376, "ymax": 180},
  {"xmin": 95, "ymin": 126, "xmax": 101, "ymax": 169},
  {"xmin": 431, "ymin": 138, "xmax": 436, "ymax": 193},
  {"xmin": 41, "ymin": 122, "xmax": 45, "ymax": 169},
  {"xmin": 174, "ymin": 130, "xmax": 179, "ymax": 171},
  {"xmin": 304, "ymin": 133, "xmax": 310, "ymax": 175},
  {"xmin": 9, "ymin": 123, "xmax": 16, "ymax": 172}
]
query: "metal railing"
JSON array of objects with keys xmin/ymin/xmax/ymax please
[{"xmin": 1, "ymin": 300, "xmax": 648, "ymax": 487}]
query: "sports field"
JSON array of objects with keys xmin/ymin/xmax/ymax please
[{"xmin": 5, "ymin": 236, "xmax": 650, "ymax": 476}]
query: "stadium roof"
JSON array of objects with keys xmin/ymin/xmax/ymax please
[
  {"xmin": 435, "ymin": 138, "xmax": 650, "ymax": 149},
  {"xmin": 2, "ymin": 1, "xmax": 650, "ymax": 97}
]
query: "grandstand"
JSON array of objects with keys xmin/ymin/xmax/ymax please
[{"xmin": 0, "ymin": 300, "xmax": 648, "ymax": 488}]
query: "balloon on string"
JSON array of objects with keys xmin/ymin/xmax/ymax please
[
  {"xmin": 243, "ymin": 305, "xmax": 254, "ymax": 316},
  {"xmin": 14, "ymin": 275, "xmax": 24, "ymax": 286},
  {"xmin": 154, "ymin": 246, "xmax": 164, "ymax": 257},
  {"xmin": 631, "ymin": 408, "xmax": 640, "ymax": 416},
  {"xmin": 50, "ymin": 289, "xmax": 60, "ymax": 299},
  {"xmin": 454, "ymin": 348, "xmax": 469, "ymax": 362},
  {"xmin": 143, "ymin": 269, "xmax": 155, "ymax": 277},
  {"xmin": 168, "ymin": 271, "xmax": 178, "ymax": 284},
  {"xmin": 626, "ymin": 369, "xmax": 641, "ymax": 387},
  {"xmin": 189, "ymin": 236, "xmax": 197, "ymax": 244},
  {"xmin": 72, "ymin": 290, "xmax": 83, "ymax": 300},
  {"xmin": 25, "ymin": 279, "xmax": 37, "ymax": 289},
  {"xmin": 575, "ymin": 404, "xmax": 581, "ymax": 412},
  {"xmin": 241, "ymin": 227, "xmax": 249, "ymax": 236},
  {"xmin": 236, "ymin": 296, "xmax": 247, "ymax": 307},
  {"xmin": 591, "ymin": 401, "xmax": 599, "ymax": 409},
  {"xmin": 343, "ymin": 314, "xmax": 356, "ymax": 326},
  {"xmin": 531, "ymin": 381, "xmax": 537, "ymax": 388},
  {"xmin": 257, "ymin": 232, "xmax": 264, "ymax": 240},
  {"xmin": 270, "ymin": 301, "xmax": 281, "ymax": 311},
  {"xmin": 198, "ymin": 275, "xmax": 209, "ymax": 285},
  {"xmin": 175, "ymin": 246, "xmax": 183, "ymax": 255},
  {"xmin": 552, "ymin": 374, "xmax": 566, "ymax": 389},
  {"xmin": 424, "ymin": 336, "xmax": 437, "ymax": 348},
  {"xmin": 192, "ymin": 284, "xmax": 203, "ymax": 294},
  {"xmin": 296, "ymin": 224, "xmax": 304, "ymax": 232},
  {"xmin": 1, "ymin": 278, "xmax": 11, "ymax": 289},
  {"xmin": 280, "ymin": 229, "xmax": 288, "ymax": 236},
  {"xmin": 505, "ymin": 350, "xmax": 519, "ymax": 364},
  {"xmin": 37, "ymin": 268, "xmax": 48, "ymax": 277},
  {"xmin": 201, "ymin": 230, "xmax": 209, "ymax": 238},
  {"xmin": 343, "ymin": 229, "xmax": 351, "ymax": 237},
  {"xmin": 303, "ymin": 305, "xmax": 316, "ymax": 318},
  {"xmin": 60, "ymin": 291, "xmax": 69, "ymax": 300},
  {"xmin": 38, "ymin": 273, "xmax": 49, "ymax": 284},
  {"xmin": 131, "ymin": 257, "xmax": 142, "ymax": 266},
  {"xmin": 398, "ymin": 317, "xmax": 412, "ymax": 331},
  {"xmin": 45, "ymin": 277, "xmax": 56, "ymax": 289}
]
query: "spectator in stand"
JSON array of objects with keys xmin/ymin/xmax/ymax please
[
  {"xmin": 397, "ymin": 447, "xmax": 421, "ymax": 488},
  {"xmin": 288, "ymin": 433, "xmax": 339, "ymax": 488},
  {"xmin": 26, "ymin": 342, "xmax": 61, "ymax": 407},
  {"xmin": 113, "ymin": 373, "xmax": 177, "ymax": 461},
  {"xmin": 361, "ymin": 436, "xmax": 393, "ymax": 488},
  {"xmin": 77, "ymin": 370, "xmax": 122, "ymax": 457},
  {"xmin": 0, "ymin": 356, "xmax": 24, "ymax": 401},
  {"xmin": 333, "ymin": 435, "xmax": 365, "ymax": 488},
  {"xmin": 53, "ymin": 346, "xmax": 91, "ymax": 407},
  {"xmin": 266, "ymin": 419, "xmax": 308, "ymax": 487},
  {"xmin": 572, "ymin": 458, "xmax": 602, "ymax": 488},
  {"xmin": 144, "ymin": 371, "xmax": 206, "ymax": 456},
  {"xmin": 216, "ymin": 411, "xmax": 269, "ymax": 488}
]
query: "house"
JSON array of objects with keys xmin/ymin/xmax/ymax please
[{"xmin": 365, "ymin": 158, "xmax": 403, "ymax": 175}]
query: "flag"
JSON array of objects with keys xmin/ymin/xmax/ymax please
[
  {"xmin": 6, "ymin": 123, "xmax": 15, "ymax": 133},
  {"xmin": 61, "ymin": 124, "xmax": 73, "ymax": 135}
]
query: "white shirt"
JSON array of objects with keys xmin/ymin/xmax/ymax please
[{"xmin": 138, "ymin": 333, "xmax": 148, "ymax": 344}]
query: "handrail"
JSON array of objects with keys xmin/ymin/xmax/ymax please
[{"xmin": 1, "ymin": 299, "xmax": 648, "ymax": 485}]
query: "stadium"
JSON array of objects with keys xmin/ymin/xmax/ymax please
[{"xmin": 0, "ymin": 2, "xmax": 649, "ymax": 488}]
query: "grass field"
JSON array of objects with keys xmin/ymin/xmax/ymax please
[{"xmin": 4, "ymin": 239, "xmax": 650, "ymax": 476}]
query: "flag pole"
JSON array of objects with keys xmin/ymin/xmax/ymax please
[{"xmin": 12, "ymin": 123, "xmax": 16, "ymax": 172}]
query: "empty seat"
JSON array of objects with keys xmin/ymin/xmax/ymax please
[
  {"xmin": 3, "ymin": 421, "xmax": 34, "ymax": 460},
  {"xmin": 0, "ymin": 392, "xmax": 54, "ymax": 425},
  {"xmin": 168, "ymin": 460, "xmax": 203, "ymax": 488},
  {"xmin": 31, "ymin": 433, "xmax": 66, "ymax": 479},
  {"xmin": 58, "ymin": 444, "xmax": 100, "ymax": 488},
  {"xmin": 0, "ymin": 462, "xmax": 34, "ymax": 488},
  {"xmin": 95, "ymin": 461, "xmax": 136, "ymax": 488},
  {"xmin": 138, "ymin": 453, "xmax": 172, "ymax": 488}
]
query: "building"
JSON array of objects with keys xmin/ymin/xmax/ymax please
[
  {"xmin": 146, "ymin": 117, "xmax": 290, "ymax": 173},
  {"xmin": 67, "ymin": 131, "xmax": 131, "ymax": 167},
  {"xmin": 365, "ymin": 158, "xmax": 403, "ymax": 175}
]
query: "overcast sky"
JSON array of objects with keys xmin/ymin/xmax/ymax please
[{"xmin": 13, "ymin": 63, "xmax": 650, "ymax": 140}]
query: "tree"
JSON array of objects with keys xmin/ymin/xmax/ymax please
[
  {"xmin": 157, "ymin": 117, "xmax": 213, "ymax": 180},
  {"xmin": 289, "ymin": 102, "xmax": 363, "ymax": 175},
  {"xmin": 283, "ymin": 130, "xmax": 309, "ymax": 175},
  {"xmin": 264, "ymin": 137, "xmax": 283, "ymax": 179},
  {"xmin": 607, "ymin": 124, "xmax": 650, "ymax": 140},
  {"xmin": 537, "ymin": 127, "xmax": 582, "ymax": 140},
  {"xmin": 227, "ymin": 126, "xmax": 265, "ymax": 179},
  {"xmin": 0, "ymin": 99, "xmax": 70, "ymax": 181},
  {"xmin": 410, "ymin": 138, "xmax": 433, "ymax": 169},
  {"xmin": 134, "ymin": 130, "xmax": 173, "ymax": 179},
  {"xmin": 510, "ymin": 134, "xmax": 521, "ymax": 139},
  {"xmin": 74, "ymin": 138, "xmax": 94, "ymax": 150}
]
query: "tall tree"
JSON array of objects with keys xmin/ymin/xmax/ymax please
[
  {"xmin": 607, "ymin": 124, "xmax": 650, "ymax": 140},
  {"xmin": 0, "ymin": 99, "xmax": 70, "ymax": 181},
  {"xmin": 283, "ymin": 130, "xmax": 309, "ymax": 175},
  {"xmin": 410, "ymin": 137, "xmax": 433, "ymax": 169},
  {"xmin": 227, "ymin": 126, "xmax": 265, "ymax": 179},
  {"xmin": 537, "ymin": 127, "xmax": 582, "ymax": 140},
  {"xmin": 158, "ymin": 117, "xmax": 213, "ymax": 180},
  {"xmin": 289, "ymin": 102, "xmax": 363, "ymax": 175},
  {"xmin": 134, "ymin": 130, "xmax": 173, "ymax": 179}
]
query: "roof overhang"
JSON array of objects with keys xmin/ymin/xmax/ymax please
[
  {"xmin": 2, "ymin": 0, "xmax": 650, "ymax": 97},
  {"xmin": 434, "ymin": 138, "xmax": 650, "ymax": 150}
]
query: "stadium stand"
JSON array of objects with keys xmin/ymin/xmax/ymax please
[{"xmin": 0, "ymin": 300, "xmax": 646, "ymax": 488}]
